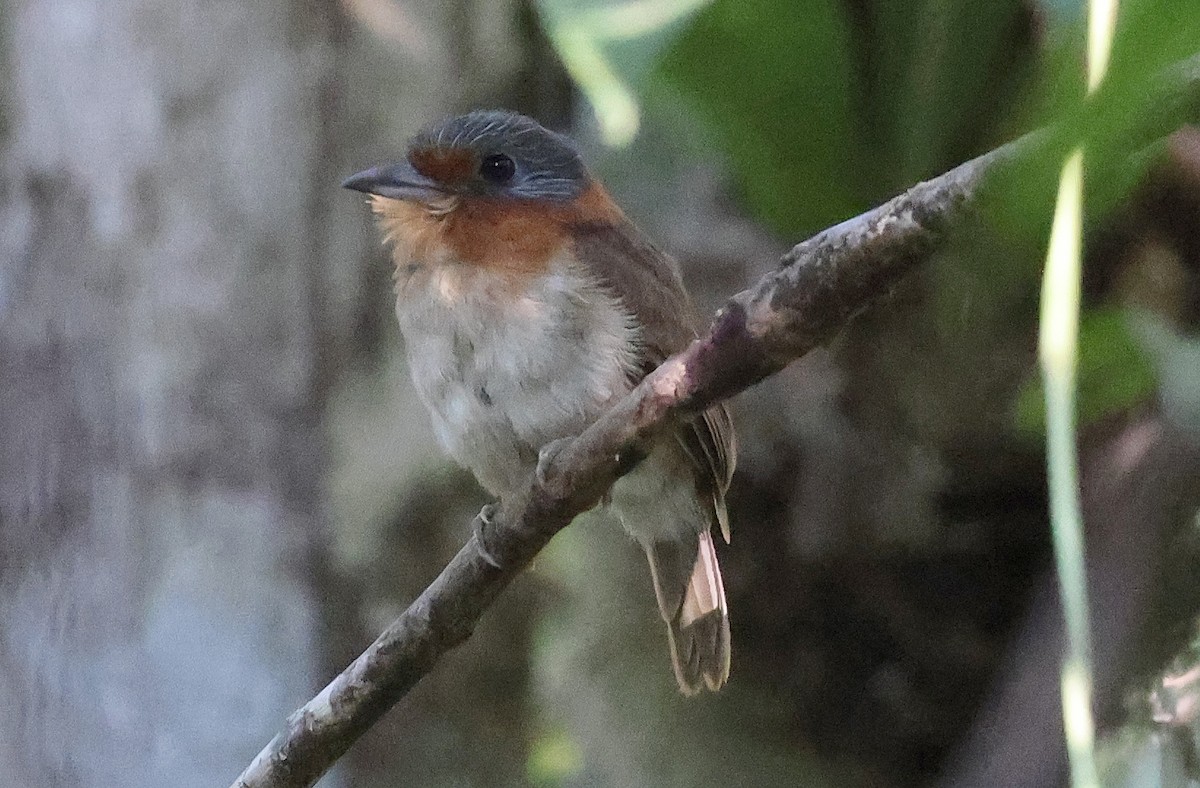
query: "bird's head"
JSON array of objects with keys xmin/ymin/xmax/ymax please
[
  {"xmin": 345, "ymin": 111, "xmax": 625, "ymax": 275},
  {"xmin": 343, "ymin": 110, "xmax": 591, "ymax": 209}
]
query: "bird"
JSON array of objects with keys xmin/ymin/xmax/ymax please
[{"xmin": 343, "ymin": 109, "xmax": 735, "ymax": 694}]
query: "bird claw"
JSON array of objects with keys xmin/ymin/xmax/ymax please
[
  {"xmin": 473, "ymin": 502, "xmax": 503, "ymax": 570},
  {"xmin": 536, "ymin": 437, "xmax": 572, "ymax": 486}
]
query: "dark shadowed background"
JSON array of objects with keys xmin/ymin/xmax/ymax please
[{"xmin": 2, "ymin": 1, "xmax": 1199, "ymax": 786}]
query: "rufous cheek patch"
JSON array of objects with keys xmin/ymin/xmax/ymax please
[{"xmin": 443, "ymin": 199, "xmax": 565, "ymax": 276}]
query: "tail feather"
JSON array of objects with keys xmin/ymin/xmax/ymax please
[{"xmin": 645, "ymin": 530, "xmax": 731, "ymax": 694}]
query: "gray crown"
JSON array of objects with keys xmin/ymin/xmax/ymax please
[{"xmin": 409, "ymin": 110, "xmax": 588, "ymax": 202}]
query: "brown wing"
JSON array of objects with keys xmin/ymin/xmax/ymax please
[
  {"xmin": 568, "ymin": 219, "xmax": 695, "ymax": 354},
  {"xmin": 569, "ymin": 219, "xmax": 736, "ymax": 529}
]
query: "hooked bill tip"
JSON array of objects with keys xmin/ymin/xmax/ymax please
[{"xmin": 341, "ymin": 168, "xmax": 382, "ymax": 193}]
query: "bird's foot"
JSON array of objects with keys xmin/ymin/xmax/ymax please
[
  {"xmin": 473, "ymin": 502, "xmax": 503, "ymax": 570},
  {"xmin": 535, "ymin": 437, "xmax": 573, "ymax": 486}
]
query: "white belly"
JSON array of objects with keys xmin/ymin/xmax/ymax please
[{"xmin": 395, "ymin": 254, "xmax": 640, "ymax": 495}]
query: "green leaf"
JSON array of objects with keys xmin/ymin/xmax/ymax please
[
  {"xmin": 534, "ymin": 0, "xmax": 715, "ymax": 146},
  {"xmin": 1013, "ymin": 308, "xmax": 1158, "ymax": 438},
  {"xmin": 655, "ymin": 0, "xmax": 862, "ymax": 236},
  {"xmin": 867, "ymin": 0, "xmax": 1036, "ymax": 186}
]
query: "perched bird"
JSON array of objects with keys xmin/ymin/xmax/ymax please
[{"xmin": 344, "ymin": 110, "xmax": 735, "ymax": 694}]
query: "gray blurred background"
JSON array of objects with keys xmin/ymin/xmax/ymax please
[{"xmin": 2, "ymin": 1, "xmax": 1199, "ymax": 786}]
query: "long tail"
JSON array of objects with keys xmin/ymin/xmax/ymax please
[{"xmin": 644, "ymin": 530, "xmax": 731, "ymax": 694}]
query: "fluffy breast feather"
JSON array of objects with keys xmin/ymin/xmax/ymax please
[{"xmin": 392, "ymin": 247, "xmax": 640, "ymax": 496}]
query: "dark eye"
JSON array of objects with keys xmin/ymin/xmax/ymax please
[{"xmin": 479, "ymin": 153, "xmax": 516, "ymax": 184}]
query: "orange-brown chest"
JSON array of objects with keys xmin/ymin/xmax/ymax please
[
  {"xmin": 442, "ymin": 199, "xmax": 567, "ymax": 274},
  {"xmin": 371, "ymin": 182, "xmax": 624, "ymax": 281}
]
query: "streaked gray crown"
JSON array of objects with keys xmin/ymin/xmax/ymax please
[{"xmin": 409, "ymin": 110, "xmax": 589, "ymax": 202}]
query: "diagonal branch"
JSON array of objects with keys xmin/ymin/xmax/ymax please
[{"xmin": 232, "ymin": 57, "xmax": 1199, "ymax": 788}]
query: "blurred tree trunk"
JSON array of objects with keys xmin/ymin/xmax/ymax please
[{"xmin": 0, "ymin": 2, "xmax": 342, "ymax": 784}]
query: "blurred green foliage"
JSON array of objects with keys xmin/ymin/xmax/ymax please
[
  {"xmin": 527, "ymin": 725, "xmax": 584, "ymax": 786},
  {"xmin": 1013, "ymin": 307, "xmax": 1158, "ymax": 438},
  {"xmin": 655, "ymin": 0, "xmax": 1040, "ymax": 235},
  {"xmin": 539, "ymin": 0, "xmax": 1199, "ymax": 237},
  {"xmin": 655, "ymin": 0, "xmax": 860, "ymax": 235},
  {"xmin": 534, "ymin": 0, "xmax": 713, "ymax": 146}
]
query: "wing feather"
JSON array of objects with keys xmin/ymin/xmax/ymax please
[{"xmin": 569, "ymin": 219, "xmax": 736, "ymax": 523}]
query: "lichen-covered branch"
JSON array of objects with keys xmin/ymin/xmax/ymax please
[{"xmin": 231, "ymin": 57, "xmax": 1200, "ymax": 788}]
